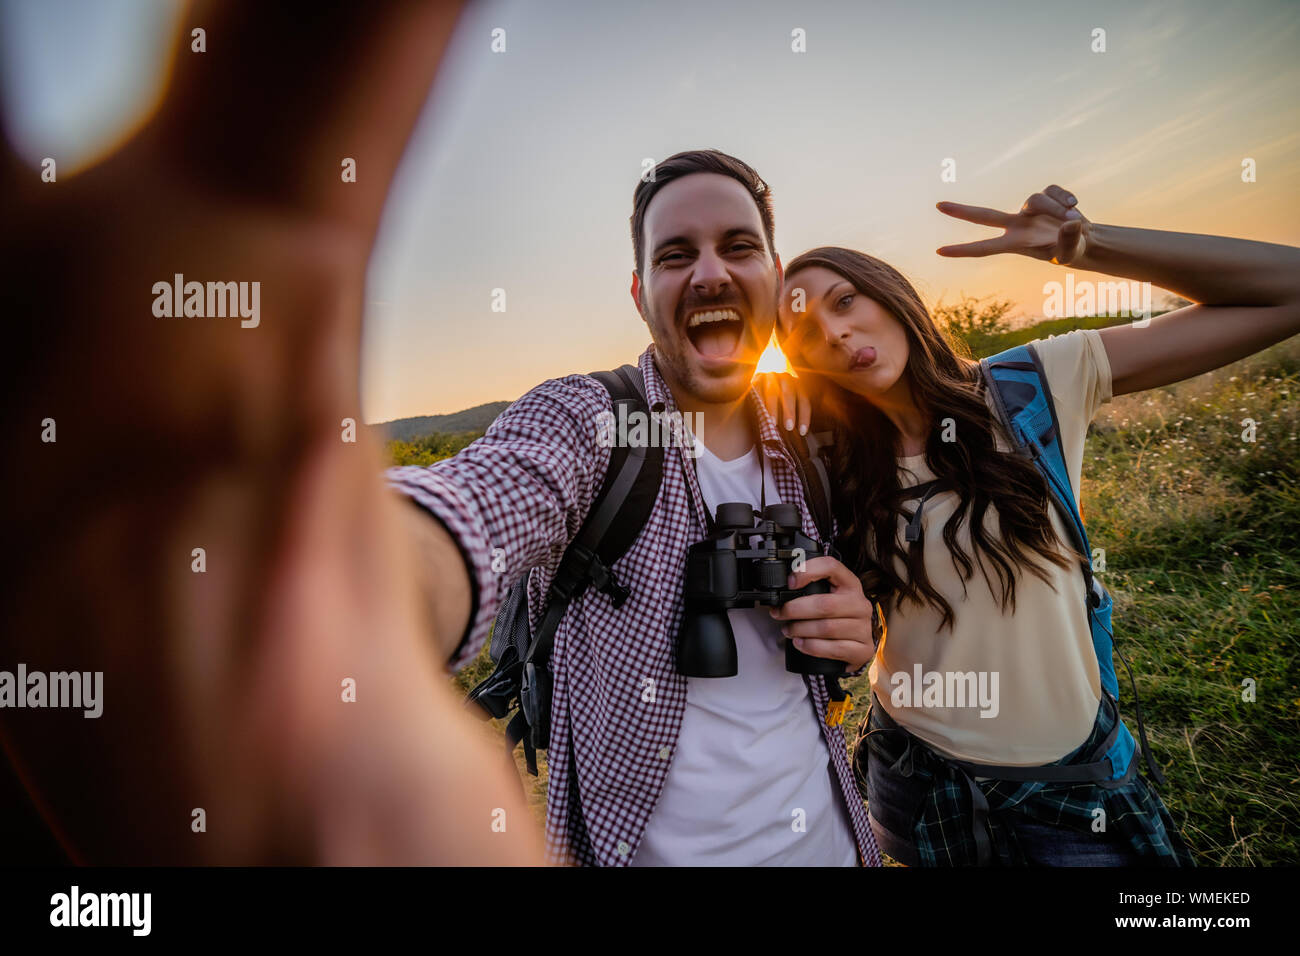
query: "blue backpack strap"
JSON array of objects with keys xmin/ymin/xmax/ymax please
[
  {"xmin": 980, "ymin": 344, "xmax": 1164, "ymax": 787},
  {"xmin": 979, "ymin": 346, "xmax": 1094, "ymax": 591}
]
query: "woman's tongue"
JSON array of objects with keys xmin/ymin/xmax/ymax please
[{"xmin": 691, "ymin": 321, "xmax": 741, "ymax": 359}]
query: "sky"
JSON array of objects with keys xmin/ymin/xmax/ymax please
[{"xmin": 3, "ymin": 0, "xmax": 1298, "ymax": 422}]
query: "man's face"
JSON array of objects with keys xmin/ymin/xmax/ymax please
[{"xmin": 631, "ymin": 173, "xmax": 781, "ymax": 405}]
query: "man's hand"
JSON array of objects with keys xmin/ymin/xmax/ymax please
[
  {"xmin": 936, "ymin": 184, "xmax": 1091, "ymax": 265},
  {"xmin": 768, "ymin": 557, "xmax": 878, "ymax": 673},
  {"xmin": 0, "ymin": 2, "xmax": 544, "ymax": 865}
]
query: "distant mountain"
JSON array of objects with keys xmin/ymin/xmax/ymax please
[{"xmin": 372, "ymin": 400, "xmax": 512, "ymax": 442}]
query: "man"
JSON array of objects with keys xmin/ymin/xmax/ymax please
[{"xmin": 392, "ymin": 150, "xmax": 883, "ymax": 866}]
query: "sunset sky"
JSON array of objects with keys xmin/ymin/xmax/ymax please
[{"xmin": 4, "ymin": 0, "xmax": 1298, "ymax": 422}]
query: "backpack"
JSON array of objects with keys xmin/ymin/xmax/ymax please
[
  {"xmin": 465, "ymin": 364, "xmax": 838, "ymax": 777},
  {"xmin": 979, "ymin": 342, "xmax": 1165, "ymax": 787}
]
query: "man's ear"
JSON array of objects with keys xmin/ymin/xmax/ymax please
[{"xmin": 630, "ymin": 271, "xmax": 647, "ymax": 322}]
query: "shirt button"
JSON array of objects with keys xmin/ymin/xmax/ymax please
[
  {"xmin": 617, "ymin": 841, "xmax": 630, "ymax": 858},
  {"xmin": 657, "ymin": 746, "xmax": 671, "ymax": 760}
]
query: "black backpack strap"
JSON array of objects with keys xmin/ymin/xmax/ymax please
[
  {"xmin": 585, "ymin": 366, "xmax": 665, "ymax": 573},
  {"xmin": 779, "ymin": 419, "xmax": 852, "ymax": 720},
  {"xmin": 780, "ymin": 424, "xmax": 836, "ymax": 553},
  {"xmin": 509, "ymin": 365, "xmax": 665, "ymax": 770},
  {"xmin": 523, "ymin": 366, "xmax": 662, "ymax": 660},
  {"xmin": 505, "ymin": 710, "xmax": 538, "ymax": 777}
]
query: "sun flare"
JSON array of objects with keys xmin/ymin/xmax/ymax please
[{"xmin": 753, "ymin": 333, "xmax": 794, "ymax": 376}]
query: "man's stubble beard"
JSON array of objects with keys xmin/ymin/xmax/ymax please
[
  {"xmin": 641, "ymin": 290, "xmax": 772, "ymax": 407},
  {"xmin": 648, "ymin": 317, "xmax": 750, "ymax": 408}
]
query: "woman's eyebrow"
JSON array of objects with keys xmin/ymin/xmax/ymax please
[{"xmin": 822, "ymin": 281, "xmax": 849, "ymax": 303}]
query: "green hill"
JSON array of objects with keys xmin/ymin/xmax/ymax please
[
  {"xmin": 372, "ymin": 401, "xmax": 510, "ymax": 442},
  {"xmin": 966, "ymin": 313, "xmax": 1147, "ymax": 358}
]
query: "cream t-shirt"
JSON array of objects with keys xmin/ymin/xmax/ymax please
[{"xmin": 867, "ymin": 329, "xmax": 1113, "ymax": 765}]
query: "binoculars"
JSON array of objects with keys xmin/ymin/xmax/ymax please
[{"xmin": 678, "ymin": 502, "xmax": 845, "ymax": 678}]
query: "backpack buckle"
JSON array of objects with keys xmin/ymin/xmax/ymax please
[
  {"xmin": 1089, "ymin": 575, "xmax": 1106, "ymax": 609},
  {"xmin": 590, "ymin": 557, "xmax": 631, "ymax": 608},
  {"xmin": 826, "ymin": 694, "xmax": 853, "ymax": 727},
  {"xmin": 466, "ymin": 662, "xmax": 522, "ymax": 720},
  {"xmin": 549, "ymin": 545, "xmax": 591, "ymax": 601}
]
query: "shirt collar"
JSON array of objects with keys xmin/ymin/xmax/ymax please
[
  {"xmin": 745, "ymin": 382, "xmax": 789, "ymax": 455},
  {"xmin": 638, "ymin": 344, "xmax": 672, "ymax": 413}
]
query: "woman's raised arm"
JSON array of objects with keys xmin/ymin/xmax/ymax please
[{"xmin": 938, "ymin": 185, "xmax": 1300, "ymax": 396}]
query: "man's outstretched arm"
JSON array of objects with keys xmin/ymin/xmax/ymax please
[
  {"xmin": 389, "ymin": 375, "xmax": 616, "ymax": 673},
  {"xmin": 403, "ymin": 505, "xmax": 475, "ymax": 666}
]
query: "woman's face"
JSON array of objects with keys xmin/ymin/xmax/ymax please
[{"xmin": 777, "ymin": 266, "xmax": 911, "ymax": 400}]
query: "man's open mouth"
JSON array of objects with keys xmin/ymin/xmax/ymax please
[{"xmin": 684, "ymin": 307, "xmax": 745, "ymax": 361}]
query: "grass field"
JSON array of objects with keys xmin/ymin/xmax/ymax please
[
  {"xmin": 1065, "ymin": 336, "xmax": 1299, "ymax": 865},
  {"xmin": 412, "ymin": 326, "xmax": 1300, "ymax": 866}
]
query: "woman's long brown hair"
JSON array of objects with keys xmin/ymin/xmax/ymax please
[{"xmin": 783, "ymin": 247, "xmax": 1078, "ymax": 630}]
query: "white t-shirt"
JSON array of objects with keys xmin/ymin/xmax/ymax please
[
  {"xmin": 631, "ymin": 440, "xmax": 860, "ymax": 866},
  {"xmin": 868, "ymin": 329, "xmax": 1112, "ymax": 765}
]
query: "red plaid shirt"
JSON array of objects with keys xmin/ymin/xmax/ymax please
[{"xmin": 387, "ymin": 345, "xmax": 881, "ymax": 866}]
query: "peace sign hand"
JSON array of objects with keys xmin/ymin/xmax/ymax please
[{"xmin": 937, "ymin": 184, "xmax": 1091, "ymax": 264}]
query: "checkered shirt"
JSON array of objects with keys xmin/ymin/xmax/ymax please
[{"xmin": 857, "ymin": 691, "xmax": 1195, "ymax": 866}]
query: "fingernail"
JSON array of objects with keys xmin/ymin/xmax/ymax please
[
  {"xmin": 781, "ymin": 627, "xmax": 791, "ymax": 638},
  {"xmin": 785, "ymin": 419, "xmax": 794, "ymax": 431},
  {"xmin": 799, "ymin": 424, "xmax": 808, "ymax": 435}
]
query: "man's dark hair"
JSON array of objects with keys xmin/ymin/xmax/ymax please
[{"xmin": 630, "ymin": 149, "xmax": 775, "ymax": 275}]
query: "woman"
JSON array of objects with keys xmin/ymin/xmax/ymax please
[{"xmin": 764, "ymin": 185, "xmax": 1300, "ymax": 865}]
